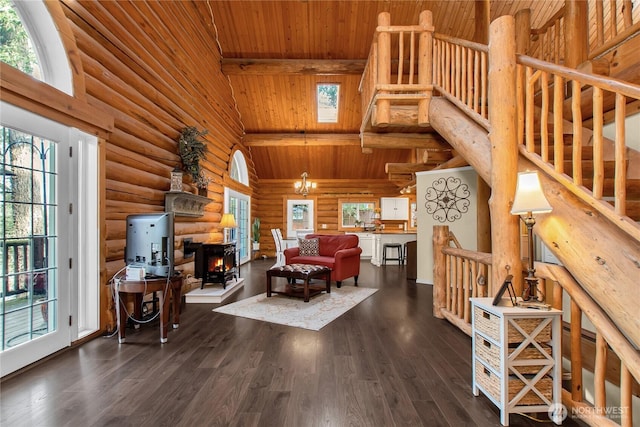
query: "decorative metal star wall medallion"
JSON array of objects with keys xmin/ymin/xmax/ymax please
[{"xmin": 425, "ymin": 176, "xmax": 470, "ymax": 223}]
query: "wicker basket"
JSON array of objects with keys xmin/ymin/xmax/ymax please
[
  {"xmin": 474, "ymin": 306, "xmax": 500, "ymax": 341},
  {"xmin": 510, "ymin": 344, "xmax": 552, "ymax": 374},
  {"xmin": 508, "ymin": 375, "xmax": 553, "ymax": 405},
  {"xmin": 507, "ymin": 318, "xmax": 551, "ymax": 343},
  {"xmin": 475, "ymin": 335, "xmax": 500, "ymax": 371},
  {"xmin": 475, "ymin": 360, "xmax": 500, "ymax": 402}
]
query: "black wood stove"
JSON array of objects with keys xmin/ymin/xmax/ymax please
[{"xmin": 195, "ymin": 242, "xmax": 237, "ymax": 289}]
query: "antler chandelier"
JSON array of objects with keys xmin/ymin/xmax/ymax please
[{"xmin": 294, "ymin": 171, "xmax": 316, "ymax": 197}]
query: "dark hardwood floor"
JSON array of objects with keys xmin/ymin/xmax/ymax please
[{"xmin": 1, "ymin": 259, "xmax": 585, "ymax": 427}]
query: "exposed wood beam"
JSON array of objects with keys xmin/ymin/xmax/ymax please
[
  {"xmin": 222, "ymin": 59, "xmax": 366, "ymax": 75},
  {"xmin": 243, "ymin": 133, "xmax": 360, "ymax": 147},
  {"xmin": 361, "ymin": 132, "xmax": 450, "ymax": 149},
  {"xmin": 385, "ymin": 163, "xmax": 439, "ymax": 174},
  {"xmin": 431, "ymin": 154, "xmax": 469, "ymax": 170}
]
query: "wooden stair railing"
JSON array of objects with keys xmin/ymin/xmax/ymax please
[
  {"xmin": 433, "ymin": 225, "xmax": 640, "ymax": 427},
  {"xmin": 529, "ymin": 0, "xmax": 640, "ymax": 65},
  {"xmin": 364, "ymin": 14, "xmax": 640, "ymax": 424},
  {"xmin": 432, "ymin": 34, "xmax": 489, "ymax": 130},
  {"xmin": 517, "ymin": 54, "xmax": 640, "ymax": 230},
  {"xmin": 428, "ymin": 25, "xmax": 640, "ymax": 233},
  {"xmin": 538, "ymin": 262, "xmax": 640, "ymax": 427}
]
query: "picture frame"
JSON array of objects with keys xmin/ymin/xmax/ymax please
[{"xmin": 492, "ymin": 274, "xmax": 516, "ymax": 306}]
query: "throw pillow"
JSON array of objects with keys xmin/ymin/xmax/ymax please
[{"xmin": 298, "ymin": 237, "xmax": 319, "ymax": 256}]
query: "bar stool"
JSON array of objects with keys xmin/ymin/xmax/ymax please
[{"xmin": 382, "ymin": 243, "xmax": 403, "ymax": 265}]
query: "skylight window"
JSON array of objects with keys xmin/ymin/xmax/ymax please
[{"xmin": 316, "ymin": 83, "xmax": 339, "ymax": 123}]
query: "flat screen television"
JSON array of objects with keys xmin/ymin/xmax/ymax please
[{"xmin": 125, "ymin": 212, "xmax": 174, "ymax": 278}]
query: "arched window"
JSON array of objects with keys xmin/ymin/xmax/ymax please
[
  {"xmin": 4, "ymin": 0, "xmax": 73, "ymax": 94},
  {"xmin": 230, "ymin": 150, "xmax": 249, "ymax": 185}
]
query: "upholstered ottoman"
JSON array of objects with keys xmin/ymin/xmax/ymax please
[{"xmin": 266, "ymin": 264, "xmax": 331, "ymax": 302}]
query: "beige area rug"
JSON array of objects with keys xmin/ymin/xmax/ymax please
[{"xmin": 213, "ymin": 286, "xmax": 378, "ymax": 331}]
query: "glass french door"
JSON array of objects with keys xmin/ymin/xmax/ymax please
[
  {"xmin": 226, "ymin": 189, "xmax": 250, "ymax": 265},
  {"xmin": 0, "ymin": 103, "xmax": 73, "ymax": 376}
]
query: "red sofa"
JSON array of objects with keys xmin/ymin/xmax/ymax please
[{"xmin": 284, "ymin": 234, "xmax": 362, "ymax": 288}]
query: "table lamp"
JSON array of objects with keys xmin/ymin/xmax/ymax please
[
  {"xmin": 511, "ymin": 171, "xmax": 552, "ymax": 302},
  {"xmin": 220, "ymin": 213, "xmax": 236, "ymax": 243}
]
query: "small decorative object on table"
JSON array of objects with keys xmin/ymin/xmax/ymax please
[{"xmin": 170, "ymin": 166, "xmax": 183, "ymax": 192}]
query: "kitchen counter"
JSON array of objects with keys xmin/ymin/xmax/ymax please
[
  {"xmin": 372, "ymin": 231, "xmax": 417, "ymax": 235},
  {"xmin": 371, "ymin": 232, "xmax": 417, "ymax": 266}
]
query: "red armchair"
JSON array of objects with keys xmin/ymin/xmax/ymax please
[{"xmin": 284, "ymin": 234, "xmax": 362, "ymax": 288}]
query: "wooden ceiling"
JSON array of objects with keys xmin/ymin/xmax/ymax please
[{"xmin": 202, "ymin": 1, "xmax": 564, "ymax": 182}]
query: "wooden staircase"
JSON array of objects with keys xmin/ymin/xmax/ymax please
[
  {"xmin": 531, "ymin": 134, "xmax": 640, "ymax": 221},
  {"xmin": 360, "ymin": 8, "xmax": 640, "ymax": 426}
]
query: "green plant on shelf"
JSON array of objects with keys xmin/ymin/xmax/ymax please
[{"xmin": 177, "ymin": 126, "xmax": 208, "ymax": 187}]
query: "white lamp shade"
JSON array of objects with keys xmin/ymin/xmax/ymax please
[
  {"xmin": 511, "ymin": 171, "xmax": 552, "ymax": 215},
  {"xmin": 220, "ymin": 213, "xmax": 237, "ymax": 228}
]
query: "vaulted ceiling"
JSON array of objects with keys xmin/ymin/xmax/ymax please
[{"xmin": 203, "ymin": 1, "xmax": 564, "ymax": 183}]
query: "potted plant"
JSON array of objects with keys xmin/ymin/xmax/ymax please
[
  {"xmin": 252, "ymin": 217, "xmax": 261, "ymax": 250},
  {"xmin": 177, "ymin": 126, "xmax": 208, "ymax": 193}
]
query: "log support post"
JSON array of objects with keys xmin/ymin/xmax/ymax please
[
  {"xmin": 565, "ymin": 0, "xmax": 589, "ymax": 69},
  {"xmin": 473, "ymin": 0, "xmax": 490, "ymax": 44},
  {"xmin": 514, "ymin": 9, "xmax": 531, "ymax": 55},
  {"xmin": 376, "ymin": 12, "xmax": 391, "ymax": 127},
  {"xmin": 433, "ymin": 225, "xmax": 449, "ymax": 318},
  {"xmin": 418, "ymin": 10, "xmax": 433, "ymax": 126},
  {"xmin": 487, "ymin": 16, "xmax": 522, "ymax": 294}
]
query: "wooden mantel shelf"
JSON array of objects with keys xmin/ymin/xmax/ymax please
[{"xmin": 164, "ymin": 191, "xmax": 212, "ymax": 217}]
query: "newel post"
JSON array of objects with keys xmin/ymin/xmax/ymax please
[
  {"xmin": 488, "ymin": 15, "xmax": 522, "ymax": 295},
  {"xmin": 376, "ymin": 12, "xmax": 391, "ymax": 126},
  {"xmin": 433, "ymin": 225, "xmax": 449, "ymax": 318},
  {"xmin": 418, "ymin": 10, "xmax": 433, "ymax": 126}
]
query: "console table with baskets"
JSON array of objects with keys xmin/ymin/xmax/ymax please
[{"xmin": 470, "ymin": 298, "xmax": 562, "ymax": 426}]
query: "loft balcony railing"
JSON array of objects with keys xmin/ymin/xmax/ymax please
[
  {"xmin": 529, "ymin": 0, "xmax": 640, "ymax": 65},
  {"xmin": 359, "ymin": 11, "xmax": 433, "ymax": 130}
]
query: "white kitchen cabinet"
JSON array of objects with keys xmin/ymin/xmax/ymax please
[
  {"xmin": 380, "ymin": 197, "xmax": 409, "ymax": 220},
  {"xmin": 371, "ymin": 233, "xmax": 416, "ymax": 266},
  {"xmin": 353, "ymin": 232, "xmax": 374, "ymax": 258}
]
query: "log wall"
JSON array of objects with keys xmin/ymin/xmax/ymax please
[
  {"xmin": 51, "ymin": 1, "xmax": 256, "ymax": 331},
  {"xmin": 46, "ymin": 1, "xmax": 411, "ymax": 331},
  {"xmin": 59, "ymin": 0, "xmax": 250, "ymax": 281}
]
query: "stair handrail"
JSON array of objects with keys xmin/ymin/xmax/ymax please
[
  {"xmin": 433, "ymin": 225, "xmax": 639, "ymax": 427},
  {"xmin": 537, "ymin": 262, "xmax": 639, "ymax": 427},
  {"xmin": 432, "ymin": 225, "xmax": 493, "ymax": 334},
  {"xmin": 430, "ymin": 30, "xmax": 640, "ymax": 240},
  {"xmin": 529, "ymin": 6, "xmax": 566, "ymax": 64},
  {"xmin": 516, "ymin": 53, "xmax": 640, "ymax": 241},
  {"xmin": 432, "ymin": 33, "xmax": 489, "ymax": 130},
  {"xmin": 529, "ymin": 0, "xmax": 640, "ymax": 64}
]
